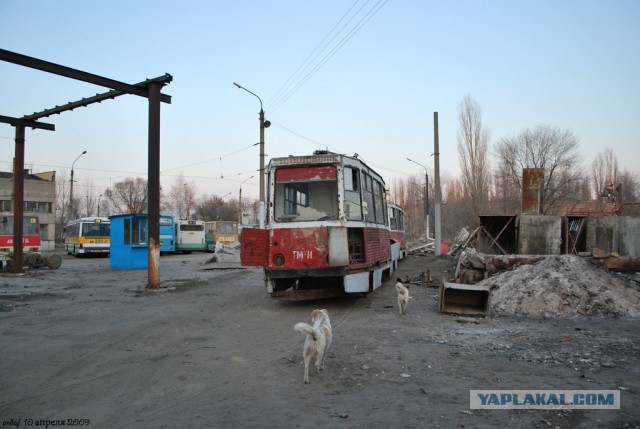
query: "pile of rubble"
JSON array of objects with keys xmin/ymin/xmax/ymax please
[{"xmin": 479, "ymin": 255, "xmax": 640, "ymax": 318}]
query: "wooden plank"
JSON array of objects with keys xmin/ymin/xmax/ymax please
[{"xmin": 603, "ymin": 258, "xmax": 640, "ymax": 272}]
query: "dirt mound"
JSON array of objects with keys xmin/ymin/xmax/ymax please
[{"xmin": 479, "ymin": 255, "xmax": 640, "ymax": 318}]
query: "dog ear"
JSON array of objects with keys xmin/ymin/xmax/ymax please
[{"xmin": 310, "ymin": 309, "xmax": 319, "ymax": 318}]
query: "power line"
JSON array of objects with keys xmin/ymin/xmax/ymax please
[
  {"xmin": 266, "ymin": 0, "xmax": 389, "ymax": 114},
  {"xmin": 267, "ymin": 0, "xmax": 364, "ymax": 111}
]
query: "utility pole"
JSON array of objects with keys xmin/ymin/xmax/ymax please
[
  {"xmin": 234, "ymin": 83, "xmax": 270, "ymax": 229},
  {"xmin": 69, "ymin": 150, "xmax": 87, "ymax": 219},
  {"xmin": 238, "ymin": 175, "xmax": 254, "ymax": 225},
  {"xmin": 434, "ymin": 112, "xmax": 442, "ymax": 256}
]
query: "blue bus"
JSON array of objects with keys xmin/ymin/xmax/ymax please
[{"xmin": 160, "ymin": 214, "xmax": 176, "ymax": 253}]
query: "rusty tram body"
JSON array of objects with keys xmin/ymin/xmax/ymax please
[{"xmin": 241, "ymin": 151, "xmax": 405, "ymax": 300}]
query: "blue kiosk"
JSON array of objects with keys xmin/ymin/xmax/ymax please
[{"xmin": 109, "ymin": 214, "xmax": 149, "ymax": 269}]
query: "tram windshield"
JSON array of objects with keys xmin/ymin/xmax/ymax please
[{"xmin": 274, "ymin": 166, "xmax": 339, "ymax": 222}]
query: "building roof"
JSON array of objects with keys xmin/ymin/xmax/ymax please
[
  {"xmin": 0, "ymin": 171, "xmax": 52, "ymax": 181},
  {"xmin": 558, "ymin": 200, "xmax": 619, "ymax": 216}
]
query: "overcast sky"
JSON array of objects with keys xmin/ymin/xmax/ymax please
[{"xmin": 1, "ymin": 0, "xmax": 638, "ymax": 202}]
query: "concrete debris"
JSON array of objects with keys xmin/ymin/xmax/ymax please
[
  {"xmin": 480, "ymin": 255, "xmax": 640, "ymax": 318},
  {"xmin": 407, "ymin": 238, "xmax": 436, "ymax": 255}
]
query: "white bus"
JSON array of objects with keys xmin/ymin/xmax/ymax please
[
  {"xmin": 176, "ymin": 219, "xmax": 205, "ymax": 253},
  {"xmin": 64, "ymin": 217, "xmax": 111, "ymax": 256}
]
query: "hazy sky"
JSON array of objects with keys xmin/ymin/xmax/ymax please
[{"xmin": 1, "ymin": 0, "xmax": 638, "ymax": 202}]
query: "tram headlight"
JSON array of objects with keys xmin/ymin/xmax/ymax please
[{"xmin": 273, "ymin": 253, "xmax": 285, "ymax": 266}]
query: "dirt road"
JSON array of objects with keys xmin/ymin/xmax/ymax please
[{"xmin": 1, "ymin": 252, "xmax": 639, "ymax": 428}]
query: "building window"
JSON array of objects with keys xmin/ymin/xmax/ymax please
[
  {"xmin": 0, "ymin": 200, "xmax": 12, "ymax": 212},
  {"xmin": 23, "ymin": 201, "xmax": 52, "ymax": 213}
]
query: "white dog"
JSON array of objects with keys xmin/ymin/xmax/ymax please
[
  {"xmin": 396, "ymin": 281, "xmax": 410, "ymax": 315},
  {"xmin": 294, "ymin": 309, "xmax": 332, "ymax": 384}
]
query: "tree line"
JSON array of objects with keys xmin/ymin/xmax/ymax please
[
  {"xmin": 55, "ymin": 95, "xmax": 639, "ymax": 242},
  {"xmin": 391, "ymin": 96, "xmax": 639, "ymax": 241}
]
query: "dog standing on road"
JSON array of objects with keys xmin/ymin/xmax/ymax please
[
  {"xmin": 294, "ymin": 309, "xmax": 332, "ymax": 384},
  {"xmin": 396, "ymin": 280, "xmax": 410, "ymax": 315}
]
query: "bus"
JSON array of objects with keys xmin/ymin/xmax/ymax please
[
  {"xmin": 160, "ymin": 214, "xmax": 176, "ymax": 253},
  {"xmin": 241, "ymin": 150, "xmax": 404, "ymax": 300},
  {"xmin": 205, "ymin": 221, "xmax": 239, "ymax": 252},
  {"xmin": 0, "ymin": 214, "xmax": 41, "ymax": 253},
  {"xmin": 176, "ymin": 219, "xmax": 205, "ymax": 253},
  {"xmin": 64, "ymin": 217, "xmax": 110, "ymax": 256}
]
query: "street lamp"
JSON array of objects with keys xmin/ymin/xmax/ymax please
[
  {"xmin": 406, "ymin": 157, "xmax": 430, "ymax": 240},
  {"xmin": 69, "ymin": 150, "xmax": 87, "ymax": 218},
  {"xmin": 238, "ymin": 175, "xmax": 254, "ymax": 225},
  {"xmin": 234, "ymin": 82, "xmax": 270, "ymax": 229}
]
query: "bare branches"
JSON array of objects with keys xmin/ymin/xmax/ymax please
[
  {"xmin": 457, "ymin": 95, "xmax": 490, "ymax": 224},
  {"xmin": 103, "ymin": 177, "xmax": 148, "ymax": 215},
  {"xmin": 494, "ymin": 125, "xmax": 581, "ymax": 214}
]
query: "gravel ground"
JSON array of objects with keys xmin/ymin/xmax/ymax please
[{"xmin": 0, "ymin": 251, "xmax": 638, "ymax": 428}]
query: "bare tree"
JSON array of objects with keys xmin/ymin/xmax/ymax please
[
  {"xmin": 103, "ymin": 177, "xmax": 148, "ymax": 215},
  {"xmin": 494, "ymin": 125, "xmax": 581, "ymax": 214},
  {"xmin": 619, "ymin": 170, "xmax": 639, "ymax": 202},
  {"xmin": 164, "ymin": 174, "xmax": 197, "ymax": 219},
  {"xmin": 592, "ymin": 148, "xmax": 619, "ymax": 200},
  {"xmin": 54, "ymin": 170, "xmax": 69, "ymax": 240},
  {"xmin": 457, "ymin": 96, "xmax": 490, "ymax": 225},
  {"xmin": 79, "ymin": 179, "xmax": 100, "ymax": 217},
  {"xmin": 195, "ymin": 194, "xmax": 238, "ymax": 221}
]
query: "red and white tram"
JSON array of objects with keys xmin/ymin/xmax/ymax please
[
  {"xmin": 0, "ymin": 214, "xmax": 41, "ymax": 253},
  {"xmin": 241, "ymin": 151, "xmax": 405, "ymax": 300}
]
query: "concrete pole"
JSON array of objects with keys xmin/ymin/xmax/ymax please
[
  {"xmin": 425, "ymin": 171, "xmax": 430, "ymax": 240},
  {"xmin": 434, "ymin": 112, "xmax": 442, "ymax": 256}
]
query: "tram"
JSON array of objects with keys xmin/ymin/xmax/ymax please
[{"xmin": 241, "ymin": 151, "xmax": 405, "ymax": 300}]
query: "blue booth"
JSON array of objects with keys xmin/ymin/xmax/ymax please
[{"xmin": 109, "ymin": 214, "xmax": 149, "ymax": 269}]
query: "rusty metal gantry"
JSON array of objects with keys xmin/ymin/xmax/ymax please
[{"xmin": 0, "ymin": 48, "xmax": 172, "ymax": 288}]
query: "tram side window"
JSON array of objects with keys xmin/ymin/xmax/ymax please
[
  {"xmin": 374, "ymin": 180, "xmax": 387, "ymax": 225},
  {"xmin": 0, "ymin": 217, "xmax": 10, "ymax": 234},
  {"xmin": 362, "ymin": 173, "xmax": 375, "ymax": 223},
  {"xmin": 344, "ymin": 167, "xmax": 362, "ymax": 220}
]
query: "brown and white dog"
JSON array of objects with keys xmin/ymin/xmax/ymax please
[
  {"xmin": 396, "ymin": 280, "xmax": 410, "ymax": 315},
  {"xmin": 294, "ymin": 309, "xmax": 332, "ymax": 384}
]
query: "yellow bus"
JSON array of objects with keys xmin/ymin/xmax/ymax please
[
  {"xmin": 64, "ymin": 217, "xmax": 111, "ymax": 256},
  {"xmin": 205, "ymin": 221, "xmax": 239, "ymax": 252}
]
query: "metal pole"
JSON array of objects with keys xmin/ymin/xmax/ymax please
[
  {"xmin": 69, "ymin": 150, "xmax": 86, "ymax": 219},
  {"xmin": 259, "ymin": 108, "xmax": 266, "ymax": 229},
  {"xmin": 233, "ymin": 83, "xmax": 267, "ymax": 229},
  {"xmin": 238, "ymin": 186, "xmax": 243, "ymax": 225},
  {"xmin": 425, "ymin": 170, "xmax": 430, "ymax": 240},
  {"xmin": 147, "ymin": 81, "xmax": 161, "ymax": 289},
  {"xmin": 434, "ymin": 112, "xmax": 442, "ymax": 256},
  {"xmin": 12, "ymin": 125, "xmax": 25, "ymax": 273},
  {"xmin": 238, "ymin": 175, "xmax": 254, "ymax": 226}
]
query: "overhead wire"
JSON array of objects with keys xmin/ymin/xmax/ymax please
[
  {"xmin": 266, "ymin": 0, "xmax": 389, "ymax": 114},
  {"xmin": 266, "ymin": 0, "xmax": 366, "ymax": 112}
]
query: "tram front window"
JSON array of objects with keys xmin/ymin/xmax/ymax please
[{"xmin": 275, "ymin": 181, "xmax": 338, "ymax": 222}]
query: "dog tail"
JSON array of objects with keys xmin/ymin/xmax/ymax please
[{"xmin": 294, "ymin": 322, "xmax": 317, "ymax": 340}]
